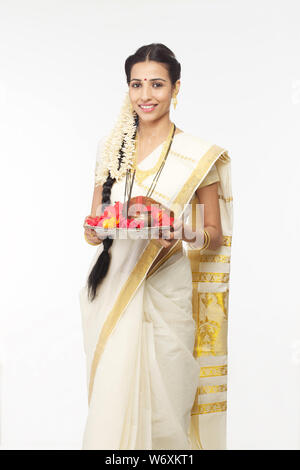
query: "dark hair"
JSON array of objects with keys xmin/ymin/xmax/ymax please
[
  {"xmin": 87, "ymin": 43, "xmax": 181, "ymax": 302},
  {"xmin": 125, "ymin": 42, "xmax": 181, "ymax": 85}
]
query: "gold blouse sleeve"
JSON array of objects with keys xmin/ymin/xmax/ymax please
[{"xmin": 198, "ymin": 163, "xmax": 220, "ymax": 188}]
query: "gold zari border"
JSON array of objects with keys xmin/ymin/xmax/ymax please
[
  {"xmin": 199, "ymin": 254, "xmax": 230, "ymax": 264},
  {"xmin": 192, "ymin": 400, "xmax": 227, "ymax": 415},
  {"xmin": 222, "ymin": 235, "xmax": 232, "ymax": 246},
  {"xmin": 200, "ymin": 365, "xmax": 227, "ymax": 377},
  {"xmin": 192, "ymin": 272, "xmax": 230, "ymax": 283},
  {"xmin": 198, "ymin": 384, "xmax": 227, "ymax": 394}
]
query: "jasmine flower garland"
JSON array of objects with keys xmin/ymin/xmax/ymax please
[{"xmin": 94, "ymin": 92, "xmax": 137, "ymax": 186}]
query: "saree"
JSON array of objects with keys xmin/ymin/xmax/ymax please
[{"xmin": 79, "ymin": 131, "xmax": 233, "ymax": 450}]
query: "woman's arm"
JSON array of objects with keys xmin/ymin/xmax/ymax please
[
  {"xmin": 83, "ymin": 184, "xmax": 103, "ymax": 245},
  {"xmin": 160, "ymin": 181, "xmax": 223, "ymax": 251},
  {"xmin": 91, "ymin": 183, "xmax": 103, "ymax": 217},
  {"xmin": 194, "ymin": 181, "xmax": 223, "ymax": 250}
]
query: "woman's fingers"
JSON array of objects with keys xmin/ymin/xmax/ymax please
[
  {"xmin": 172, "ymin": 218, "xmax": 184, "ymax": 235},
  {"xmin": 160, "ymin": 227, "xmax": 182, "ymax": 241},
  {"xmin": 156, "ymin": 228, "xmax": 172, "ymax": 247},
  {"xmin": 84, "ymin": 228, "xmax": 101, "ymax": 244},
  {"xmin": 157, "ymin": 238, "xmax": 171, "ymax": 248},
  {"xmin": 85, "ymin": 228, "xmax": 94, "ymax": 237}
]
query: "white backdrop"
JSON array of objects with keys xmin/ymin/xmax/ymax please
[{"xmin": 0, "ymin": 0, "xmax": 299, "ymax": 450}]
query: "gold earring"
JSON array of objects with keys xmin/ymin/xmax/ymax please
[{"xmin": 172, "ymin": 93, "xmax": 178, "ymax": 110}]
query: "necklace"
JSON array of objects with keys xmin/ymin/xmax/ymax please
[
  {"xmin": 123, "ymin": 123, "xmax": 176, "ymax": 215},
  {"xmin": 143, "ymin": 123, "xmax": 176, "ymax": 198},
  {"xmin": 134, "ymin": 123, "xmax": 176, "ymax": 187}
]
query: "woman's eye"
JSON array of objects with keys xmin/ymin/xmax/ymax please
[{"xmin": 131, "ymin": 82, "xmax": 163, "ymax": 88}]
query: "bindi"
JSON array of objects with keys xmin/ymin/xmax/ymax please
[{"xmin": 144, "ymin": 78, "xmax": 147, "ymax": 81}]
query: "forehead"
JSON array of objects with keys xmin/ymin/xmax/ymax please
[{"xmin": 130, "ymin": 60, "xmax": 169, "ymax": 80}]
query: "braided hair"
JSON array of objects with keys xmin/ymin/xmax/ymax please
[
  {"xmin": 87, "ymin": 116, "xmax": 138, "ymax": 302},
  {"xmin": 87, "ymin": 43, "xmax": 181, "ymax": 302}
]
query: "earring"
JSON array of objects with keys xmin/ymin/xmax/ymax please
[{"xmin": 172, "ymin": 93, "xmax": 178, "ymax": 110}]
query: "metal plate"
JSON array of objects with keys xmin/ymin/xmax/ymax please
[{"xmin": 84, "ymin": 224, "xmax": 171, "ymax": 240}]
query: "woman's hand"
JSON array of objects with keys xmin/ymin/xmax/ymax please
[
  {"xmin": 156, "ymin": 217, "xmax": 198, "ymax": 248},
  {"xmin": 84, "ymin": 226, "xmax": 102, "ymax": 245},
  {"xmin": 83, "ymin": 216, "xmax": 103, "ymax": 245}
]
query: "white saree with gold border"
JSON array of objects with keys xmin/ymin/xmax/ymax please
[{"xmin": 79, "ymin": 131, "xmax": 233, "ymax": 450}]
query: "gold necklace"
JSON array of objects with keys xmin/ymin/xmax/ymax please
[{"xmin": 133, "ymin": 123, "xmax": 176, "ymax": 186}]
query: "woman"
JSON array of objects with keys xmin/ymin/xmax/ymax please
[{"xmin": 79, "ymin": 43, "xmax": 233, "ymax": 450}]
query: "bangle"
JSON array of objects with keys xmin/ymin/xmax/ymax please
[
  {"xmin": 84, "ymin": 231, "xmax": 100, "ymax": 246},
  {"xmin": 202, "ymin": 230, "xmax": 210, "ymax": 251},
  {"xmin": 188, "ymin": 229, "xmax": 210, "ymax": 251}
]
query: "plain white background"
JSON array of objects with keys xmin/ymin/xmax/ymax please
[{"xmin": 0, "ymin": 0, "xmax": 299, "ymax": 450}]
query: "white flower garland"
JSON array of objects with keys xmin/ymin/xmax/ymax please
[{"xmin": 95, "ymin": 92, "xmax": 137, "ymax": 186}]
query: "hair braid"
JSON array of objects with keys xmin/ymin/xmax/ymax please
[{"xmin": 87, "ymin": 116, "xmax": 139, "ymax": 302}]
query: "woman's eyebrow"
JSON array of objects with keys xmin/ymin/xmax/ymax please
[{"xmin": 129, "ymin": 78, "xmax": 167, "ymax": 82}]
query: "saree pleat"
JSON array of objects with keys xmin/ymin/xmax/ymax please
[{"xmin": 143, "ymin": 252, "xmax": 200, "ymax": 449}]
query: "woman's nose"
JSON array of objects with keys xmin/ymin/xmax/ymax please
[{"xmin": 140, "ymin": 84, "xmax": 152, "ymax": 101}]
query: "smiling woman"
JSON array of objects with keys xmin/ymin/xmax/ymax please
[
  {"xmin": 129, "ymin": 60, "xmax": 179, "ymax": 126},
  {"xmin": 80, "ymin": 43, "xmax": 233, "ymax": 450}
]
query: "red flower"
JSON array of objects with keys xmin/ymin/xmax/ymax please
[{"xmin": 84, "ymin": 201, "xmax": 173, "ymax": 230}]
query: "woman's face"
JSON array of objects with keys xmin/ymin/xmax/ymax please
[{"xmin": 128, "ymin": 60, "xmax": 180, "ymax": 123}]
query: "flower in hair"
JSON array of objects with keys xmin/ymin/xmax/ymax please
[{"xmin": 95, "ymin": 92, "xmax": 137, "ymax": 186}]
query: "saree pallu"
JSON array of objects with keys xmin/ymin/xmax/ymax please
[{"xmin": 79, "ymin": 132, "xmax": 233, "ymax": 450}]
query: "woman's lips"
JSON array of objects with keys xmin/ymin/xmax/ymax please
[{"xmin": 139, "ymin": 104, "xmax": 157, "ymax": 113}]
